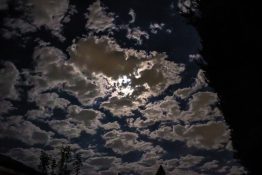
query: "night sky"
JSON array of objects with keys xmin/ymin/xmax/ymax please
[{"xmin": 0, "ymin": 0, "xmax": 260, "ymax": 175}]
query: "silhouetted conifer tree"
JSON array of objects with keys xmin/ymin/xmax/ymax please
[
  {"xmin": 155, "ymin": 165, "xmax": 166, "ymax": 175},
  {"xmin": 58, "ymin": 146, "xmax": 71, "ymax": 175},
  {"xmin": 39, "ymin": 151, "xmax": 50, "ymax": 175},
  {"xmin": 38, "ymin": 146, "xmax": 82, "ymax": 175},
  {"xmin": 51, "ymin": 158, "xmax": 57, "ymax": 175},
  {"xmin": 73, "ymin": 153, "xmax": 83, "ymax": 175}
]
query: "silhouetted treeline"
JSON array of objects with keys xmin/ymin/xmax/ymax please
[
  {"xmin": 38, "ymin": 146, "xmax": 83, "ymax": 175},
  {"xmin": 39, "ymin": 146, "xmax": 166, "ymax": 175}
]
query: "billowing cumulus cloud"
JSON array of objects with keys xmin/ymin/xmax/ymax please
[
  {"xmin": 103, "ymin": 129, "xmax": 164, "ymax": 155},
  {"xmin": 164, "ymin": 155, "xmax": 204, "ymax": 171},
  {"xmin": 27, "ymin": 46, "xmax": 105, "ymax": 105},
  {"xmin": 128, "ymin": 9, "xmax": 136, "ymax": 24},
  {"xmin": 0, "ymin": 100, "xmax": 14, "ymax": 115},
  {"xmin": 0, "ymin": 0, "xmax": 246, "ymax": 174},
  {"xmin": 87, "ymin": 156, "xmax": 121, "ymax": 171},
  {"xmin": 149, "ymin": 121, "xmax": 230, "ymax": 150},
  {"xmin": 101, "ymin": 121, "xmax": 120, "ymax": 130},
  {"xmin": 67, "ymin": 105, "xmax": 102, "ymax": 129},
  {"xmin": 137, "ymin": 90, "xmax": 222, "ymax": 126},
  {"xmin": 85, "ymin": 0, "xmax": 115, "ymax": 32},
  {"xmin": 2, "ymin": 0, "xmax": 69, "ymax": 39},
  {"xmin": 174, "ymin": 69, "xmax": 208, "ymax": 99},
  {"xmin": 47, "ymin": 105, "xmax": 102, "ymax": 139},
  {"xmin": 149, "ymin": 23, "xmax": 165, "ymax": 34},
  {"xmin": 126, "ymin": 27, "xmax": 149, "ymax": 44},
  {"xmin": 0, "ymin": 0, "xmax": 9, "ymax": 10},
  {"xmin": 180, "ymin": 91, "xmax": 222, "ymax": 121},
  {"xmin": 0, "ymin": 61, "xmax": 20, "ymax": 100},
  {"xmin": 2, "ymin": 18, "xmax": 37, "ymax": 39},
  {"xmin": 178, "ymin": 0, "xmax": 199, "ymax": 14},
  {"xmin": 25, "ymin": 0, "xmax": 69, "ymax": 30},
  {"xmin": 68, "ymin": 36, "xmax": 185, "ymax": 116},
  {"xmin": 6, "ymin": 147, "xmax": 42, "ymax": 169},
  {"xmin": 0, "ymin": 115, "xmax": 53, "ymax": 145},
  {"xmin": 48, "ymin": 114, "xmax": 100, "ymax": 139}
]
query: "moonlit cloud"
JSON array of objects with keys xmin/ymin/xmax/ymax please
[
  {"xmin": 180, "ymin": 91, "xmax": 222, "ymax": 121},
  {"xmin": 149, "ymin": 121, "xmax": 230, "ymax": 150},
  {"xmin": 2, "ymin": 18, "xmax": 37, "ymax": 39},
  {"xmin": 164, "ymin": 155, "xmax": 204, "ymax": 171},
  {"xmin": 85, "ymin": 0, "xmax": 115, "ymax": 32},
  {"xmin": 178, "ymin": 0, "xmax": 198, "ymax": 14},
  {"xmin": 6, "ymin": 147, "xmax": 42, "ymax": 169},
  {"xmin": 67, "ymin": 105, "xmax": 102, "ymax": 128},
  {"xmin": 128, "ymin": 9, "xmax": 136, "ymax": 24},
  {"xmin": 69, "ymin": 36, "xmax": 184, "ymax": 116},
  {"xmin": 48, "ymin": 114, "xmax": 101, "ymax": 139},
  {"xmin": 28, "ymin": 46, "xmax": 105, "ymax": 105},
  {"xmin": 149, "ymin": 23, "xmax": 165, "ymax": 34},
  {"xmin": 0, "ymin": 116, "xmax": 53, "ymax": 145},
  {"xmin": 0, "ymin": 0, "xmax": 9, "ymax": 10},
  {"xmin": 126, "ymin": 27, "xmax": 149, "ymax": 44},
  {"xmin": 0, "ymin": 0, "xmax": 246, "ymax": 174},
  {"xmin": 1, "ymin": 0, "xmax": 69, "ymax": 40},
  {"xmin": 103, "ymin": 130, "xmax": 164, "ymax": 155},
  {"xmin": 24, "ymin": 0, "xmax": 69, "ymax": 30},
  {"xmin": 87, "ymin": 156, "xmax": 121, "ymax": 171},
  {"xmin": 0, "ymin": 61, "xmax": 20, "ymax": 100},
  {"xmin": 101, "ymin": 121, "xmax": 120, "ymax": 130},
  {"xmin": 0, "ymin": 100, "xmax": 14, "ymax": 115},
  {"xmin": 174, "ymin": 69, "xmax": 208, "ymax": 99}
]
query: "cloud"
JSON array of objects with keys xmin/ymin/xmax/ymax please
[
  {"xmin": 0, "ymin": 0, "xmax": 9, "ymax": 10},
  {"xmin": 164, "ymin": 155, "xmax": 204, "ymax": 171},
  {"xmin": 68, "ymin": 36, "xmax": 184, "ymax": 116},
  {"xmin": 128, "ymin": 9, "xmax": 136, "ymax": 23},
  {"xmin": 169, "ymin": 169, "xmax": 204, "ymax": 175},
  {"xmin": 0, "ymin": 100, "xmax": 14, "ymax": 115},
  {"xmin": 177, "ymin": 0, "xmax": 199, "ymax": 14},
  {"xmin": 6, "ymin": 147, "xmax": 42, "ymax": 169},
  {"xmin": 174, "ymin": 69, "xmax": 208, "ymax": 99},
  {"xmin": 26, "ymin": 109, "xmax": 52, "ymax": 121},
  {"xmin": 67, "ymin": 105, "xmax": 102, "ymax": 128},
  {"xmin": 180, "ymin": 91, "xmax": 222, "ymax": 121},
  {"xmin": 1, "ymin": 0, "xmax": 69, "ymax": 39},
  {"xmin": 149, "ymin": 23, "xmax": 165, "ymax": 34},
  {"xmin": 24, "ymin": 0, "xmax": 69, "ymax": 30},
  {"xmin": 48, "ymin": 114, "xmax": 100, "ymax": 139},
  {"xmin": 0, "ymin": 116, "xmax": 53, "ymax": 145},
  {"xmin": 2, "ymin": 18, "xmax": 37, "ymax": 39},
  {"xmin": 33, "ymin": 92, "xmax": 70, "ymax": 110},
  {"xmin": 47, "ymin": 106, "xmax": 102, "ymax": 139},
  {"xmin": 85, "ymin": 0, "xmax": 115, "ymax": 32},
  {"xmin": 228, "ymin": 166, "xmax": 247, "ymax": 175},
  {"xmin": 0, "ymin": 61, "xmax": 20, "ymax": 100},
  {"xmin": 138, "ymin": 90, "xmax": 222, "ymax": 126},
  {"xmin": 87, "ymin": 156, "xmax": 121, "ymax": 171},
  {"xmin": 136, "ymin": 95, "xmax": 181, "ymax": 127},
  {"xmin": 200, "ymin": 160, "xmax": 219, "ymax": 171},
  {"xmin": 27, "ymin": 46, "xmax": 105, "ymax": 105},
  {"xmin": 126, "ymin": 27, "xmax": 149, "ymax": 45},
  {"xmin": 137, "ymin": 146, "xmax": 166, "ymax": 167},
  {"xmin": 103, "ymin": 130, "xmax": 163, "ymax": 155},
  {"xmin": 149, "ymin": 121, "xmax": 231, "ymax": 150},
  {"xmin": 177, "ymin": 155, "xmax": 204, "ymax": 169},
  {"xmin": 48, "ymin": 119, "xmax": 85, "ymax": 139},
  {"xmin": 101, "ymin": 121, "xmax": 120, "ymax": 130}
]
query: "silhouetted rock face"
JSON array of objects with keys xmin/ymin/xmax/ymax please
[
  {"xmin": 155, "ymin": 165, "xmax": 166, "ymax": 175},
  {"xmin": 0, "ymin": 154, "xmax": 41, "ymax": 175}
]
